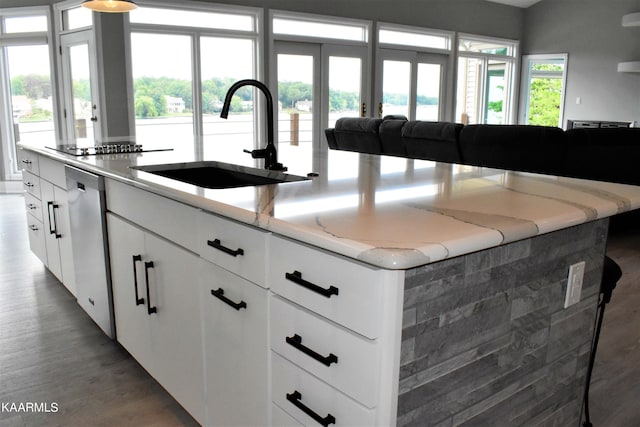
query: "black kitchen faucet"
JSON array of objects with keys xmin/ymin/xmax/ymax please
[{"xmin": 220, "ymin": 79, "xmax": 287, "ymax": 172}]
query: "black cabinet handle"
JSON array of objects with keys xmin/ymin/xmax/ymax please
[
  {"xmin": 21, "ymin": 159, "xmax": 32, "ymax": 165},
  {"xmin": 47, "ymin": 201, "xmax": 61, "ymax": 238},
  {"xmin": 29, "ymin": 224, "xmax": 39, "ymax": 231},
  {"xmin": 210, "ymin": 288, "xmax": 247, "ymax": 311},
  {"xmin": 132, "ymin": 255, "xmax": 145, "ymax": 306},
  {"xmin": 207, "ymin": 239, "xmax": 244, "ymax": 257},
  {"xmin": 27, "ymin": 203, "xmax": 37, "ymax": 210},
  {"xmin": 285, "ymin": 271, "xmax": 339, "ymax": 298},
  {"xmin": 24, "ymin": 182, "xmax": 35, "ymax": 188},
  {"xmin": 286, "ymin": 390, "xmax": 335, "ymax": 427},
  {"xmin": 144, "ymin": 261, "xmax": 157, "ymax": 315},
  {"xmin": 286, "ymin": 334, "xmax": 338, "ymax": 367}
]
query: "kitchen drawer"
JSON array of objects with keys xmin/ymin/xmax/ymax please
[
  {"xmin": 18, "ymin": 150, "xmax": 39, "ymax": 175},
  {"xmin": 105, "ymin": 178, "xmax": 198, "ymax": 253},
  {"xmin": 26, "ymin": 216, "xmax": 47, "ymax": 265},
  {"xmin": 198, "ymin": 211, "xmax": 268, "ymax": 287},
  {"xmin": 269, "ymin": 235, "xmax": 383, "ymax": 339},
  {"xmin": 39, "ymin": 156, "xmax": 67, "ymax": 188},
  {"xmin": 22, "ymin": 171, "xmax": 41, "ymax": 199},
  {"xmin": 271, "ymin": 296, "xmax": 379, "ymax": 408},
  {"xmin": 24, "ymin": 193, "xmax": 43, "ymax": 223},
  {"xmin": 272, "ymin": 352, "xmax": 376, "ymax": 427}
]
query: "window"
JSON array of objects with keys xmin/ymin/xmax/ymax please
[
  {"xmin": 271, "ymin": 11, "xmax": 370, "ymax": 176},
  {"xmin": 128, "ymin": 4, "xmax": 260, "ymax": 163},
  {"xmin": 0, "ymin": 7, "xmax": 54, "ymax": 180},
  {"xmin": 376, "ymin": 23, "xmax": 452, "ymax": 125},
  {"xmin": 61, "ymin": 6, "xmax": 92, "ymax": 31},
  {"xmin": 456, "ymin": 34, "xmax": 518, "ymax": 125},
  {"xmin": 520, "ymin": 54, "xmax": 567, "ymax": 127}
]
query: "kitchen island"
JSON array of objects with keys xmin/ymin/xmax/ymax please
[{"xmin": 18, "ymin": 143, "xmax": 640, "ymax": 426}]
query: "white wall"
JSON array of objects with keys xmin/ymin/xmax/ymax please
[{"xmin": 523, "ymin": 0, "xmax": 640, "ymax": 126}]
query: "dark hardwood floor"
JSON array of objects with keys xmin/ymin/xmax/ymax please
[
  {"xmin": 0, "ymin": 195, "xmax": 198, "ymax": 427},
  {"xmin": 1, "ymin": 193, "xmax": 639, "ymax": 426}
]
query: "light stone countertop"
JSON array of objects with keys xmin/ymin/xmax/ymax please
[{"xmin": 21, "ymin": 144, "xmax": 640, "ymax": 270}]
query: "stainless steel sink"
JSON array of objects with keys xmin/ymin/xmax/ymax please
[{"xmin": 131, "ymin": 161, "xmax": 309, "ymax": 189}]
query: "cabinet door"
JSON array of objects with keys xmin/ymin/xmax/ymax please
[
  {"xmin": 144, "ymin": 232, "xmax": 204, "ymax": 424},
  {"xmin": 201, "ymin": 260, "xmax": 269, "ymax": 427},
  {"xmin": 107, "ymin": 214, "xmax": 152, "ymax": 368},
  {"xmin": 53, "ymin": 185, "xmax": 76, "ymax": 296},
  {"xmin": 40, "ymin": 180, "xmax": 63, "ymax": 281}
]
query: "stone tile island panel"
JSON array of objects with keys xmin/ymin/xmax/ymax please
[{"xmin": 399, "ymin": 219, "xmax": 608, "ymax": 427}]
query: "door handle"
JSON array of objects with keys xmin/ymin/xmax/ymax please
[
  {"xmin": 378, "ymin": 102, "xmax": 383, "ymax": 118},
  {"xmin": 47, "ymin": 201, "xmax": 61, "ymax": 238},
  {"xmin": 360, "ymin": 102, "xmax": 367, "ymax": 117},
  {"xmin": 90, "ymin": 116, "xmax": 98, "ymax": 122},
  {"xmin": 132, "ymin": 255, "xmax": 145, "ymax": 306},
  {"xmin": 144, "ymin": 261, "xmax": 157, "ymax": 315}
]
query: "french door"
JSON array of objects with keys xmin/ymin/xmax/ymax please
[
  {"xmin": 376, "ymin": 49, "xmax": 449, "ymax": 121},
  {"xmin": 60, "ymin": 31, "xmax": 100, "ymax": 145},
  {"xmin": 273, "ymin": 41, "xmax": 368, "ymax": 174}
]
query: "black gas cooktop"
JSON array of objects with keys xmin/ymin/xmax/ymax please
[{"xmin": 46, "ymin": 144, "xmax": 173, "ymax": 157}]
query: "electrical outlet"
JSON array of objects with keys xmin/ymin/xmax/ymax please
[{"xmin": 564, "ymin": 261, "xmax": 586, "ymax": 308}]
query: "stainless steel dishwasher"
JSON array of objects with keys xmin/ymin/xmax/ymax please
[{"xmin": 66, "ymin": 165, "xmax": 115, "ymax": 338}]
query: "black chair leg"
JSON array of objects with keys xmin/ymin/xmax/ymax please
[{"xmin": 582, "ymin": 255, "xmax": 622, "ymax": 427}]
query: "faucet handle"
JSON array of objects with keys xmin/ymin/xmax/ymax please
[{"xmin": 243, "ymin": 148, "xmax": 267, "ymax": 159}]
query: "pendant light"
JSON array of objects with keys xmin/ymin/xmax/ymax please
[{"xmin": 82, "ymin": 0, "xmax": 137, "ymax": 13}]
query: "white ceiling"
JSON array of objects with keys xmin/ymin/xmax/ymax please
[{"xmin": 485, "ymin": 0, "xmax": 542, "ymax": 8}]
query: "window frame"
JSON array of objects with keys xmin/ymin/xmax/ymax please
[{"xmin": 519, "ymin": 53, "xmax": 568, "ymax": 128}]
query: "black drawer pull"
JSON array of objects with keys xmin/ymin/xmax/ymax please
[
  {"xmin": 144, "ymin": 261, "xmax": 157, "ymax": 315},
  {"xmin": 21, "ymin": 159, "xmax": 32, "ymax": 165},
  {"xmin": 210, "ymin": 288, "xmax": 247, "ymax": 311},
  {"xmin": 286, "ymin": 334, "xmax": 338, "ymax": 366},
  {"xmin": 25, "ymin": 182, "xmax": 35, "ymax": 188},
  {"xmin": 27, "ymin": 203, "xmax": 37, "ymax": 210},
  {"xmin": 29, "ymin": 224, "xmax": 39, "ymax": 231},
  {"xmin": 285, "ymin": 271, "xmax": 339, "ymax": 298},
  {"xmin": 207, "ymin": 239, "xmax": 244, "ymax": 257},
  {"xmin": 286, "ymin": 390, "xmax": 335, "ymax": 426},
  {"xmin": 132, "ymin": 255, "xmax": 145, "ymax": 306}
]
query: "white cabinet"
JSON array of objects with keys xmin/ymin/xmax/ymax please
[
  {"xmin": 20, "ymin": 150, "xmax": 76, "ymax": 295},
  {"xmin": 200, "ymin": 259, "xmax": 269, "ymax": 426},
  {"xmin": 107, "ymin": 213, "xmax": 205, "ymax": 424}
]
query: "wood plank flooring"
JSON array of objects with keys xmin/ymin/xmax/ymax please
[
  {"xmin": 0, "ymin": 195, "xmax": 198, "ymax": 427},
  {"xmin": 1, "ymin": 193, "xmax": 639, "ymax": 426}
]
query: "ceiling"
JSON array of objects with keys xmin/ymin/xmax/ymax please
[{"xmin": 485, "ymin": 0, "xmax": 542, "ymax": 7}]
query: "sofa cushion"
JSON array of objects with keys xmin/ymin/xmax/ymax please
[
  {"xmin": 458, "ymin": 125, "xmax": 567, "ymax": 175},
  {"xmin": 379, "ymin": 119, "xmax": 407, "ymax": 157},
  {"xmin": 332, "ymin": 117, "xmax": 384, "ymax": 154},
  {"xmin": 402, "ymin": 121, "xmax": 464, "ymax": 163},
  {"xmin": 565, "ymin": 128, "xmax": 640, "ymax": 185}
]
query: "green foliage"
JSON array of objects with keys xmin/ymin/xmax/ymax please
[
  {"xmin": 135, "ymin": 95, "xmax": 158, "ymax": 118},
  {"xmin": 528, "ymin": 77, "xmax": 562, "ymax": 127},
  {"xmin": 11, "ymin": 74, "xmax": 51, "ymax": 99},
  {"xmin": 488, "ymin": 100, "xmax": 503, "ymax": 113},
  {"xmin": 72, "ymin": 79, "xmax": 91, "ymax": 102}
]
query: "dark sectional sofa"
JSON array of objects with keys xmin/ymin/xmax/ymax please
[{"xmin": 325, "ymin": 117, "xmax": 640, "ymax": 186}]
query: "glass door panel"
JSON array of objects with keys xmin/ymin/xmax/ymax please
[
  {"xmin": 68, "ymin": 44, "xmax": 94, "ymax": 145},
  {"xmin": 201, "ymin": 37, "xmax": 256, "ymax": 165},
  {"xmin": 416, "ymin": 63, "xmax": 442, "ymax": 121},
  {"xmin": 485, "ymin": 60, "xmax": 506, "ymax": 124},
  {"xmin": 328, "ymin": 56, "xmax": 363, "ymax": 128},
  {"xmin": 130, "ymin": 33, "xmax": 193, "ymax": 156},
  {"xmin": 381, "ymin": 60, "xmax": 410, "ymax": 119},
  {"xmin": 276, "ymin": 51, "xmax": 316, "ymax": 175},
  {"xmin": 61, "ymin": 32, "xmax": 99, "ymax": 146}
]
